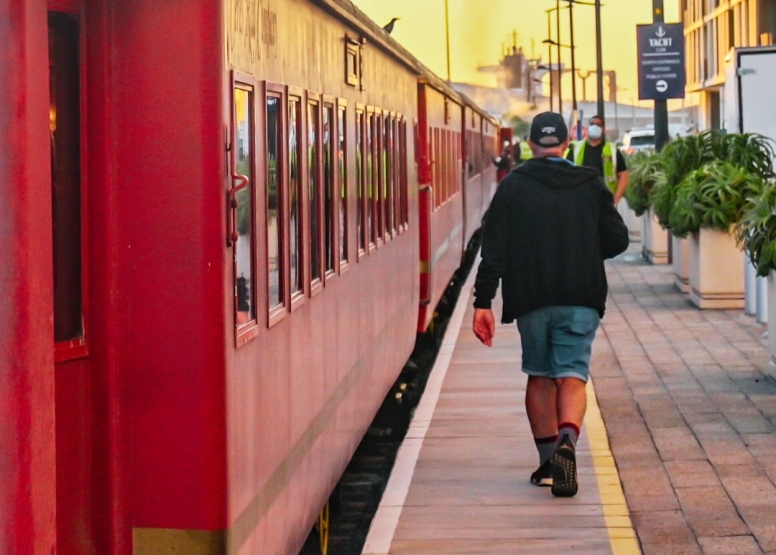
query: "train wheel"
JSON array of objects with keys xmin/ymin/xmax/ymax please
[{"xmin": 316, "ymin": 502, "xmax": 330, "ymax": 555}]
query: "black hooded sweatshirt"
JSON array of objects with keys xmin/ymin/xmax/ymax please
[{"xmin": 473, "ymin": 156, "xmax": 630, "ymax": 322}]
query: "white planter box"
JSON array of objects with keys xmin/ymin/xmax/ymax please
[
  {"xmin": 688, "ymin": 228, "xmax": 745, "ymax": 309},
  {"xmin": 642, "ymin": 208, "xmax": 669, "ymax": 264},
  {"xmin": 767, "ymin": 274, "xmax": 776, "ymax": 361},
  {"xmin": 672, "ymin": 235, "xmax": 691, "ymax": 293},
  {"xmin": 619, "ymin": 202, "xmax": 643, "ymax": 242}
]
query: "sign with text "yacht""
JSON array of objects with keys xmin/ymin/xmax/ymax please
[{"xmin": 637, "ymin": 23, "xmax": 686, "ymax": 100}]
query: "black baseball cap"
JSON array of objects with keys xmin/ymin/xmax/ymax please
[{"xmin": 530, "ymin": 112, "xmax": 568, "ymax": 147}]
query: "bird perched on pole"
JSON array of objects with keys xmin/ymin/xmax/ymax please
[{"xmin": 383, "ymin": 17, "xmax": 400, "ymax": 34}]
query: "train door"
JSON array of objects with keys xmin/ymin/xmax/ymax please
[{"xmin": 49, "ymin": 5, "xmax": 95, "ymax": 554}]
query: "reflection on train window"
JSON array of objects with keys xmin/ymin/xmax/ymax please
[
  {"xmin": 338, "ymin": 105, "xmax": 348, "ymax": 265},
  {"xmin": 289, "ymin": 97, "xmax": 303, "ymax": 297},
  {"xmin": 308, "ymin": 99, "xmax": 322, "ymax": 286},
  {"xmin": 400, "ymin": 120, "xmax": 409, "ymax": 226},
  {"xmin": 366, "ymin": 111, "xmax": 375, "ymax": 247},
  {"xmin": 323, "ymin": 103, "xmax": 335, "ymax": 275},
  {"xmin": 390, "ymin": 117, "xmax": 398, "ymax": 234},
  {"xmin": 233, "ymin": 85, "xmax": 256, "ymax": 328},
  {"xmin": 383, "ymin": 116, "xmax": 392, "ymax": 237},
  {"xmin": 376, "ymin": 113, "xmax": 384, "ymax": 240},
  {"xmin": 266, "ymin": 94, "xmax": 284, "ymax": 313},
  {"xmin": 49, "ymin": 11, "xmax": 85, "ymax": 352},
  {"xmin": 356, "ymin": 109, "xmax": 365, "ymax": 253}
]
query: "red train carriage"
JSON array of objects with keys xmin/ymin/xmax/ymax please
[
  {"xmin": 416, "ymin": 71, "xmax": 466, "ymax": 332},
  {"xmin": 461, "ymin": 95, "xmax": 500, "ymax": 250},
  {"xmin": 1, "ymin": 0, "xmax": 497, "ymax": 553}
]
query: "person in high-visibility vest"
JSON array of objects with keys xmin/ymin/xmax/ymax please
[
  {"xmin": 514, "ymin": 135, "xmax": 533, "ymax": 165},
  {"xmin": 565, "ymin": 115, "xmax": 629, "ymax": 205}
]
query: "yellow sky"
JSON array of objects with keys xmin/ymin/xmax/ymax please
[{"xmin": 350, "ymin": 0, "xmax": 680, "ymax": 106}]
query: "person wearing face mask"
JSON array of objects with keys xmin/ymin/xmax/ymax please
[{"xmin": 565, "ymin": 116, "xmax": 629, "ymax": 205}]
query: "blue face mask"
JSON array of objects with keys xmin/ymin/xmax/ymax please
[{"xmin": 588, "ymin": 125, "xmax": 603, "ymax": 139}]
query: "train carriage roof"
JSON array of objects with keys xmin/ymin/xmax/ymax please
[{"xmin": 315, "ymin": 0, "xmax": 464, "ymax": 104}]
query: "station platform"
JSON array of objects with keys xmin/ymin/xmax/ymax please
[{"xmin": 362, "ymin": 246, "xmax": 776, "ymax": 555}]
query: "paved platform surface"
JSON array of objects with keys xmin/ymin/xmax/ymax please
[{"xmin": 363, "ymin": 247, "xmax": 776, "ymax": 555}]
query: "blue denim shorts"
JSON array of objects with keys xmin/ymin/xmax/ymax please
[{"xmin": 516, "ymin": 306, "xmax": 600, "ymax": 382}]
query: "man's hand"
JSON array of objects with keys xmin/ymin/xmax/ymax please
[{"xmin": 473, "ymin": 308, "xmax": 496, "ymax": 347}]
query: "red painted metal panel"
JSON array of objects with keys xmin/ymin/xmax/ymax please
[
  {"xmin": 0, "ymin": 1, "xmax": 58, "ymax": 553},
  {"xmin": 109, "ymin": 0, "xmax": 227, "ymax": 531}
]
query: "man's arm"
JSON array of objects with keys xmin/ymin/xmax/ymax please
[{"xmin": 472, "ymin": 182, "xmax": 511, "ymax": 345}]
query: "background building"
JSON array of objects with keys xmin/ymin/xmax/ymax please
[{"xmin": 683, "ymin": 0, "xmax": 776, "ymax": 129}]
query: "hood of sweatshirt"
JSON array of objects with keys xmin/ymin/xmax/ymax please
[{"xmin": 512, "ymin": 156, "xmax": 602, "ymax": 190}]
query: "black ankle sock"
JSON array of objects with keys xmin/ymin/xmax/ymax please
[{"xmin": 535, "ymin": 433, "xmax": 559, "ymax": 465}]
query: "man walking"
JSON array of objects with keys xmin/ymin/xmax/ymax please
[
  {"xmin": 567, "ymin": 115, "xmax": 629, "ymax": 205},
  {"xmin": 472, "ymin": 112, "xmax": 629, "ymax": 497}
]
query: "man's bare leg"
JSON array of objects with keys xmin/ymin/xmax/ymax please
[
  {"xmin": 556, "ymin": 377, "xmax": 587, "ymax": 429},
  {"xmin": 525, "ymin": 375, "xmax": 558, "ymax": 437}
]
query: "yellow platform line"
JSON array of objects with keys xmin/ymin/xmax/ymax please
[{"xmin": 586, "ymin": 378, "xmax": 643, "ymax": 555}]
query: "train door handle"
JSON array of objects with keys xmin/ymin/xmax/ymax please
[{"xmin": 227, "ymin": 173, "xmax": 250, "ymax": 246}]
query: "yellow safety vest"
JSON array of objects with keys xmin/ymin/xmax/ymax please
[
  {"xmin": 566, "ymin": 140, "xmax": 617, "ymax": 193},
  {"xmin": 519, "ymin": 141, "xmax": 532, "ymax": 161}
]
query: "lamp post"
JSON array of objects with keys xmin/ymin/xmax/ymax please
[
  {"xmin": 559, "ymin": 0, "xmax": 596, "ymax": 139},
  {"xmin": 595, "ymin": 0, "xmax": 605, "ymax": 117},
  {"xmin": 444, "ymin": 0, "xmax": 452, "ymax": 81},
  {"xmin": 653, "ymin": 0, "xmax": 669, "ymax": 151},
  {"xmin": 556, "ymin": 0, "xmax": 562, "ymax": 116},
  {"xmin": 545, "ymin": 8, "xmax": 554, "ymax": 111},
  {"xmin": 543, "ymin": 38, "xmax": 574, "ymax": 117}
]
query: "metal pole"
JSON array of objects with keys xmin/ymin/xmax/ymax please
[
  {"xmin": 568, "ymin": 0, "xmax": 579, "ymax": 138},
  {"xmin": 653, "ymin": 0, "xmax": 669, "ymax": 151},
  {"xmin": 595, "ymin": 0, "xmax": 605, "ymax": 118},
  {"xmin": 547, "ymin": 11, "xmax": 554, "ymax": 111},
  {"xmin": 556, "ymin": 0, "xmax": 563, "ymax": 116},
  {"xmin": 445, "ymin": 0, "xmax": 452, "ymax": 81}
]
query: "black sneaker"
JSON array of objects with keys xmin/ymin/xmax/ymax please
[
  {"xmin": 530, "ymin": 461, "xmax": 553, "ymax": 487},
  {"xmin": 551, "ymin": 434, "xmax": 578, "ymax": 497}
]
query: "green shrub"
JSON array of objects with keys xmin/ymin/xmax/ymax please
[
  {"xmin": 668, "ymin": 161, "xmax": 768, "ymax": 238},
  {"xmin": 624, "ymin": 151, "xmax": 663, "ymax": 216},
  {"xmin": 737, "ymin": 185, "xmax": 776, "ymax": 276}
]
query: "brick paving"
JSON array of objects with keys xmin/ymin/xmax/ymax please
[{"xmin": 597, "ymin": 249, "xmax": 776, "ymax": 555}]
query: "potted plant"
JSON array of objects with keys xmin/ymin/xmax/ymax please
[
  {"xmin": 669, "ymin": 160, "xmax": 769, "ymax": 308},
  {"xmin": 738, "ymin": 186, "xmax": 776, "ymax": 357},
  {"xmin": 625, "ymin": 151, "xmax": 669, "ymax": 263}
]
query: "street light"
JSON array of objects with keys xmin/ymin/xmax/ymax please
[
  {"xmin": 559, "ymin": 0, "xmax": 596, "ymax": 139},
  {"xmin": 542, "ymin": 37, "xmax": 573, "ymax": 116},
  {"xmin": 544, "ymin": 8, "xmax": 555, "ymax": 112},
  {"xmin": 595, "ymin": 0, "xmax": 605, "ymax": 117},
  {"xmin": 444, "ymin": 0, "xmax": 451, "ymax": 81}
]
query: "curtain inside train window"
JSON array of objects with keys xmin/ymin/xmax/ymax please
[{"xmin": 49, "ymin": 11, "xmax": 85, "ymax": 359}]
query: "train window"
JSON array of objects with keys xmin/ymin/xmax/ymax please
[
  {"xmin": 338, "ymin": 102, "xmax": 349, "ymax": 268},
  {"xmin": 232, "ymin": 81, "xmax": 258, "ymax": 336},
  {"xmin": 289, "ymin": 95, "xmax": 304, "ymax": 303},
  {"xmin": 308, "ymin": 97, "xmax": 323, "ymax": 292},
  {"xmin": 323, "ymin": 101, "xmax": 336, "ymax": 278},
  {"xmin": 356, "ymin": 107, "xmax": 366, "ymax": 255},
  {"xmin": 400, "ymin": 119, "xmax": 409, "ymax": 227},
  {"xmin": 266, "ymin": 89, "xmax": 285, "ymax": 321},
  {"xmin": 392, "ymin": 117, "xmax": 400, "ymax": 234},
  {"xmin": 376, "ymin": 113, "xmax": 385, "ymax": 241},
  {"xmin": 49, "ymin": 11, "xmax": 87, "ymax": 360},
  {"xmin": 385, "ymin": 115, "xmax": 395, "ymax": 235},
  {"xmin": 366, "ymin": 109, "xmax": 376, "ymax": 248}
]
